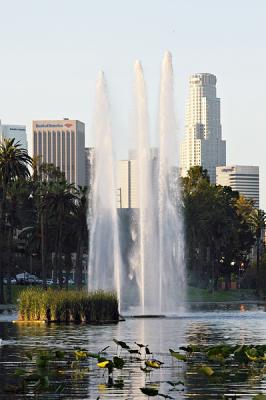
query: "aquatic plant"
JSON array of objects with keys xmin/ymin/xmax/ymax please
[
  {"xmin": 18, "ymin": 288, "xmax": 119, "ymax": 322},
  {"xmin": 3, "ymin": 341, "xmax": 266, "ymax": 398}
]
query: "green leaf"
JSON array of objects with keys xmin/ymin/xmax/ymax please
[
  {"xmin": 113, "ymin": 379, "xmax": 124, "ymax": 389},
  {"xmin": 15, "ymin": 368, "xmax": 28, "ymax": 376},
  {"xmin": 36, "ymin": 357, "xmax": 48, "ymax": 368},
  {"xmin": 253, "ymin": 396, "xmax": 266, "ymax": 399},
  {"xmin": 25, "ymin": 373, "xmax": 40, "ymax": 381},
  {"xmin": 113, "ymin": 356, "xmax": 125, "ymax": 369},
  {"xmin": 39, "ymin": 375, "xmax": 50, "ymax": 390},
  {"xmin": 128, "ymin": 349, "xmax": 140, "ymax": 354},
  {"xmin": 135, "ymin": 341, "xmax": 147, "ymax": 348},
  {"xmin": 145, "ymin": 346, "xmax": 152, "ymax": 355},
  {"xmin": 55, "ymin": 350, "xmax": 65, "ymax": 359},
  {"xmin": 25, "ymin": 351, "xmax": 33, "ymax": 360},
  {"xmin": 169, "ymin": 349, "xmax": 187, "ymax": 362},
  {"xmin": 113, "ymin": 339, "xmax": 130, "ymax": 350},
  {"xmin": 199, "ymin": 365, "xmax": 215, "ymax": 377},
  {"xmin": 179, "ymin": 345, "xmax": 194, "ymax": 353},
  {"xmin": 74, "ymin": 350, "xmax": 88, "ymax": 360},
  {"xmin": 234, "ymin": 345, "xmax": 250, "ymax": 364},
  {"xmin": 140, "ymin": 387, "xmax": 159, "ymax": 396}
]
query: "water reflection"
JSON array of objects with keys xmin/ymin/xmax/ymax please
[{"xmin": 0, "ymin": 307, "xmax": 266, "ymax": 398}]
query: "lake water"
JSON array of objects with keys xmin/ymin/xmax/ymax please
[{"xmin": 0, "ymin": 305, "xmax": 266, "ymax": 399}]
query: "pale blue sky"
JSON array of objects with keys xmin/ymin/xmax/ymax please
[{"xmin": 0, "ymin": 0, "xmax": 265, "ymax": 207}]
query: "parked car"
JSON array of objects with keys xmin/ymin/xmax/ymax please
[
  {"xmin": 16, "ymin": 273, "xmax": 40, "ymax": 285},
  {"xmin": 3, "ymin": 278, "xmax": 17, "ymax": 285}
]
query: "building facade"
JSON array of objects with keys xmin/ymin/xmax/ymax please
[
  {"xmin": 32, "ymin": 119, "xmax": 85, "ymax": 186},
  {"xmin": 180, "ymin": 73, "xmax": 226, "ymax": 183},
  {"xmin": 117, "ymin": 159, "xmax": 138, "ymax": 208},
  {"xmin": 85, "ymin": 147, "xmax": 95, "ymax": 189},
  {"xmin": 216, "ymin": 165, "xmax": 259, "ymax": 208},
  {"xmin": 117, "ymin": 148, "xmax": 159, "ymax": 209},
  {"xmin": 0, "ymin": 120, "xmax": 28, "ymax": 150}
]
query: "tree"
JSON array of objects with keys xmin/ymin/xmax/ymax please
[
  {"xmin": 181, "ymin": 167, "xmax": 256, "ymax": 290},
  {"xmin": 74, "ymin": 186, "xmax": 88, "ymax": 289},
  {"xmin": 0, "ymin": 139, "xmax": 32, "ymax": 303},
  {"xmin": 43, "ymin": 181, "xmax": 78, "ymax": 287},
  {"xmin": 249, "ymin": 208, "xmax": 266, "ymax": 273}
]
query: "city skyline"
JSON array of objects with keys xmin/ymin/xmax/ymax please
[{"xmin": 0, "ymin": 0, "xmax": 265, "ymax": 208}]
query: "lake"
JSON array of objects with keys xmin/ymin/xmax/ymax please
[{"xmin": 0, "ymin": 305, "xmax": 266, "ymax": 399}]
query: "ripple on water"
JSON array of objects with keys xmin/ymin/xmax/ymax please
[{"xmin": 0, "ymin": 308, "xmax": 266, "ymax": 399}]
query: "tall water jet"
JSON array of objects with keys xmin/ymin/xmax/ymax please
[
  {"xmin": 158, "ymin": 51, "xmax": 185, "ymax": 313},
  {"xmin": 88, "ymin": 71, "xmax": 121, "ymax": 305},
  {"xmin": 133, "ymin": 61, "xmax": 159, "ymax": 314}
]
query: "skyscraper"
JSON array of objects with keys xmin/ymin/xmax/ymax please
[
  {"xmin": 0, "ymin": 120, "xmax": 28, "ymax": 151},
  {"xmin": 32, "ymin": 119, "xmax": 85, "ymax": 186},
  {"xmin": 180, "ymin": 73, "xmax": 226, "ymax": 183},
  {"xmin": 216, "ymin": 165, "xmax": 259, "ymax": 208},
  {"xmin": 85, "ymin": 147, "xmax": 95, "ymax": 189},
  {"xmin": 117, "ymin": 159, "xmax": 138, "ymax": 208}
]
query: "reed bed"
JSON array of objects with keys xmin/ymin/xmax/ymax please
[{"xmin": 18, "ymin": 288, "xmax": 119, "ymax": 323}]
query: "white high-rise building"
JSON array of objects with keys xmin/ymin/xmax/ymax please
[
  {"xmin": 117, "ymin": 160, "xmax": 138, "ymax": 208},
  {"xmin": 0, "ymin": 120, "xmax": 28, "ymax": 150},
  {"xmin": 85, "ymin": 147, "xmax": 95, "ymax": 189},
  {"xmin": 117, "ymin": 149, "xmax": 159, "ymax": 209},
  {"xmin": 216, "ymin": 165, "xmax": 259, "ymax": 208},
  {"xmin": 180, "ymin": 73, "xmax": 226, "ymax": 183}
]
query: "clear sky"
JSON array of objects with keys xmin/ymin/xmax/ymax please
[{"xmin": 0, "ymin": 0, "xmax": 265, "ymax": 208}]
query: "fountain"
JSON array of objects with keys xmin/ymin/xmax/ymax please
[
  {"xmin": 88, "ymin": 52, "xmax": 185, "ymax": 315},
  {"xmin": 158, "ymin": 51, "xmax": 185, "ymax": 313},
  {"xmin": 88, "ymin": 71, "xmax": 121, "ymax": 303},
  {"xmin": 133, "ymin": 60, "xmax": 159, "ymax": 314}
]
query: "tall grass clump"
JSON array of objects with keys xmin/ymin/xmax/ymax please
[{"xmin": 18, "ymin": 288, "xmax": 119, "ymax": 323}]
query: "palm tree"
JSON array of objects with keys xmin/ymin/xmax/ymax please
[
  {"xmin": 249, "ymin": 209, "xmax": 266, "ymax": 274},
  {"xmin": 0, "ymin": 138, "xmax": 32, "ymax": 303},
  {"xmin": 74, "ymin": 186, "xmax": 88, "ymax": 290},
  {"xmin": 43, "ymin": 181, "xmax": 78, "ymax": 287}
]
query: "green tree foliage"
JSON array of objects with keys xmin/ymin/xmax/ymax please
[
  {"xmin": 0, "ymin": 148, "xmax": 89, "ymax": 303},
  {"xmin": 0, "ymin": 139, "xmax": 32, "ymax": 302},
  {"xmin": 181, "ymin": 166, "xmax": 257, "ymax": 290}
]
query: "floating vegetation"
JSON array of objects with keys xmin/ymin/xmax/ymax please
[
  {"xmin": 18, "ymin": 287, "xmax": 119, "ymax": 323},
  {"xmin": 2, "ymin": 339, "xmax": 266, "ymax": 398}
]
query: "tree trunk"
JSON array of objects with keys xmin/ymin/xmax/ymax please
[
  {"xmin": 256, "ymin": 237, "xmax": 260, "ymax": 273},
  {"xmin": 256, "ymin": 236, "xmax": 261, "ymax": 293},
  {"xmin": 65, "ymin": 251, "xmax": 72, "ymax": 290},
  {"xmin": 0, "ymin": 186, "xmax": 7, "ymax": 304},
  {"xmin": 41, "ymin": 212, "xmax": 47, "ymax": 290},
  {"xmin": 53, "ymin": 227, "xmax": 60, "ymax": 285},
  {"xmin": 75, "ymin": 230, "xmax": 83, "ymax": 290},
  {"xmin": 57, "ymin": 223, "xmax": 64, "ymax": 289}
]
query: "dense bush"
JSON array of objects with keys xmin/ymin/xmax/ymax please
[{"xmin": 18, "ymin": 288, "xmax": 119, "ymax": 322}]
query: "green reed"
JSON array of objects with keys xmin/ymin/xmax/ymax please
[{"xmin": 18, "ymin": 288, "xmax": 119, "ymax": 322}]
